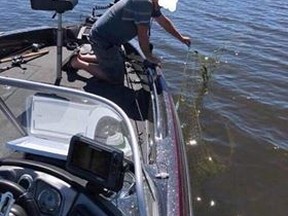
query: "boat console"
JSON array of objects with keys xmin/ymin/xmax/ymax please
[{"xmin": 0, "ymin": 134, "xmax": 128, "ymax": 215}]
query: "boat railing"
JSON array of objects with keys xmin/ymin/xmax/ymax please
[
  {"xmin": 128, "ymin": 39, "xmax": 164, "ymax": 140},
  {"xmin": 0, "ymin": 97, "xmax": 27, "ymax": 136},
  {"xmin": 0, "ymin": 76, "xmax": 147, "ymax": 216},
  {"xmin": 145, "ymin": 66, "xmax": 162, "ymax": 139}
]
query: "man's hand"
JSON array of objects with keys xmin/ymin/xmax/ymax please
[
  {"xmin": 146, "ymin": 54, "xmax": 161, "ymax": 66},
  {"xmin": 181, "ymin": 36, "xmax": 191, "ymax": 47}
]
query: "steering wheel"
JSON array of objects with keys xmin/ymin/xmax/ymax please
[{"xmin": 0, "ymin": 179, "xmax": 40, "ymax": 216}]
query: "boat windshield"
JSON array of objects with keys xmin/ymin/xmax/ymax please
[
  {"xmin": 0, "ymin": 77, "xmax": 133, "ymax": 160},
  {"xmin": 0, "ymin": 76, "xmax": 149, "ymax": 216}
]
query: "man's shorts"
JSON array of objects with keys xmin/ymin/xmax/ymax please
[{"xmin": 89, "ymin": 35, "xmax": 125, "ymax": 83}]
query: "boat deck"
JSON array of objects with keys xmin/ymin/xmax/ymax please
[
  {"xmin": 0, "ymin": 45, "xmax": 151, "ymax": 159},
  {"xmin": 1, "ymin": 45, "xmax": 150, "ymax": 114}
]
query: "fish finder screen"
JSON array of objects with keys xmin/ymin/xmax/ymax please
[
  {"xmin": 66, "ymin": 135, "xmax": 124, "ymax": 192},
  {"xmin": 70, "ymin": 141, "xmax": 111, "ymax": 179}
]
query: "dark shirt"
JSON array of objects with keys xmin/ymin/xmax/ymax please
[{"xmin": 91, "ymin": 0, "xmax": 162, "ymax": 45}]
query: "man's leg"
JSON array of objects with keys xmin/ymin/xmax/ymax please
[
  {"xmin": 78, "ymin": 53, "xmax": 98, "ymax": 63},
  {"xmin": 70, "ymin": 56, "xmax": 111, "ymax": 82}
]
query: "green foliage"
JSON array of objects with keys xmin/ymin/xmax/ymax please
[{"xmin": 193, "ymin": 48, "xmax": 225, "ymax": 89}]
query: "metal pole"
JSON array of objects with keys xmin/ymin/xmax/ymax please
[
  {"xmin": 0, "ymin": 97, "xmax": 27, "ymax": 136},
  {"xmin": 56, "ymin": 13, "xmax": 63, "ymax": 80}
]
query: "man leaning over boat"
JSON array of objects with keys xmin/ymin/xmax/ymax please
[{"xmin": 63, "ymin": 0, "xmax": 191, "ymax": 84}]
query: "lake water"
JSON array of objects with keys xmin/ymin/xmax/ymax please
[{"xmin": 1, "ymin": 0, "xmax": 287, "ymax": 215}]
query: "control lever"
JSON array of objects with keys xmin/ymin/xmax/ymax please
[{"xmin": 0, "ymin": 192, "xmax": 15, "ymax": 216}]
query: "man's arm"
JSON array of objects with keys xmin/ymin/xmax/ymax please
[
  {"xmin": 155, "ymin": 14, "xmax": 191, "ymax": 47},
  {"xmin": 137, "ymin": 24, "xmax": 161, "ymax": 64}
]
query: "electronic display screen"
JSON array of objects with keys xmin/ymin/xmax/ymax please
[
  {"xmin": 70, "ymin": 141, "xmax": 111, "ymax": 180},
  {"xmin": 66, "ymin": 135, "xmax": 124, "ymax": 192}
]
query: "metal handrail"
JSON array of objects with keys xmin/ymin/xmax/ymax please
[
  {"xmin": 146, "ymin": 67, "xmax": 162, "ymax": 139},
  {"xmin": 0, "ymin": 97, "xmax": 27, "ymax": 136}
]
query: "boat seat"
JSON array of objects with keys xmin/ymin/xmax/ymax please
[
  {"xmin": 30, "ymin": 0, "xmax": 78, "ymax": 13},
  {"xmin": 30, "ymin": 0, "xmax": 78, "ymax": 81}
]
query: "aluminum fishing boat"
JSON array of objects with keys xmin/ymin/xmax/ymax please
[{"xmin": 0, "ymin": 0, "xmax": 192, "ymax": 215}]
